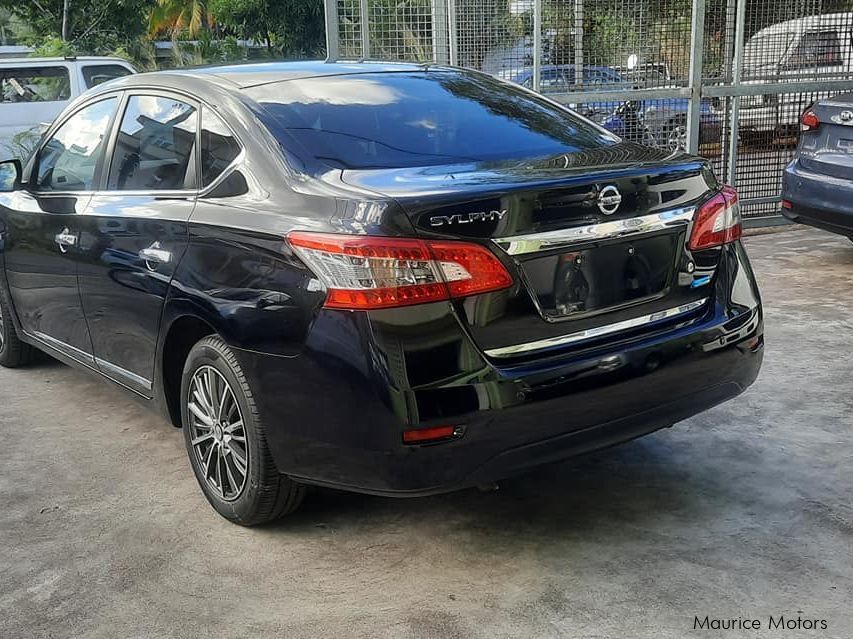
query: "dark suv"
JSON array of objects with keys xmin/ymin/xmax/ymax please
[{"xmin": 0, "ymin": 62, "xmax": 763, "ymax": 525}]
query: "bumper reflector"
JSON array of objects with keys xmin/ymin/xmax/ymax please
[{"xmin": 402, "ymin": 425, "xmax": 462, "ymax": 444}]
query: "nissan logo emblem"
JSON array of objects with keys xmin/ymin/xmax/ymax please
[{"xmin": 598, "ymin": 185, "xmax": 622, "ymax": 215}]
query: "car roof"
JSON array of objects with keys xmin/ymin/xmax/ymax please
[
  {"xmin": 126, "ymin": 60, "xmax": 445, "ymax": 90},
  {"xmin": 752, "ymin": 12, "xmax": 852, "ymax": 37},
  {"xmin": 0, "ymin": 56, "xmax": 131, "ymax": 65}
]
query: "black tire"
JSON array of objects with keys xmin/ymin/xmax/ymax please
[
  {"xmin": 180, "ymin": 335, "xmax": 305, "ymax": 525},
  {"xmin": 0, "ymin": 284, "xmax": 34, "ymax": 368}
]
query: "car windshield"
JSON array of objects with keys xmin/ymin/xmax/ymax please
[{"xmin": 248, "ymin": 71, "xmax": 617, "ymax": 170}]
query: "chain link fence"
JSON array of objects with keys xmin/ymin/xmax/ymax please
[{"xmin": 325, "ymin": 0, "xmax": 853, "ymax": 223}]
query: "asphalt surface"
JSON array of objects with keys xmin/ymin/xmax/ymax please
[{"xmin": 2, "ymin": 226, "xmax": 852, "ymax": 639}]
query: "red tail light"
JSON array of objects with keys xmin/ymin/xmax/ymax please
[
  {"xmin": 688, "ymin": 185, "xmax": 742, "ymax": 251},
  {"xmin": 288, "ymin": 232, "xmax": 513, "ymax": 310},
  {"xmin": 800, "ymin": 108, "xmax": 820, "ymax": 131}
]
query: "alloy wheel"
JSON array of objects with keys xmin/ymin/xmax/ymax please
[
  {"xmin": 187, "ymin": 365, "xmax": 249, "ymax": 501},
  {"xmin": 668, "ymin": 124, "xmax": 688, "ymax": 152}
]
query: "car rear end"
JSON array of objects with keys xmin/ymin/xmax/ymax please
[
  {"xmin": 243, "ymin": 67, "xmax": 763, "ymax": 495},
  {"xmin": 783, "ymin": 95, "xmax": 853, "ymax": 236}
]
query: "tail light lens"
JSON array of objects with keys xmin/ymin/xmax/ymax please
[
  {"xmin": 801, "ymin": 108, "xmax": 819, "ymax": 131},
  {"xmin": 288, "ymin": 232, "xmax": 513, "ymax": 310},
  {"xmin": 688, "ymin": 185, "xmax": 742, "ymax": 251}
]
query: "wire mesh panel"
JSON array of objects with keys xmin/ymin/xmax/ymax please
[
  {"xmin": 337, "ymin": 0, "xmax": 365, "ymax": 58},
  {"xmin": 540, "ymin": 0, "xmax": 694, "ymax": 89},
  {"xmin": 368, "ymin": 0, "xmax": 436, "ymax": 60},
  {"xmin": 327, "ymin": 0, "xmax": 853, "ymax": 224}
]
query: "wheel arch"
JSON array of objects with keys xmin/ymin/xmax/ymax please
[{"xmin": 159, "ymin": 313, "xmax": 218, "ymax": 427}]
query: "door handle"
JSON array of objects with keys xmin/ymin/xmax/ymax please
[
  {"xmin": 55, "ymin": 228, "xmax": 77, "ymax": 253},
  {"xmin": 139, "ymin": 241, "xmax": 172, "ymax": 270}
]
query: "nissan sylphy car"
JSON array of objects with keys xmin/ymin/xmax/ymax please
[{"xmin": 0, "ymin": 62, "xmax": 763, "ymax": 525}]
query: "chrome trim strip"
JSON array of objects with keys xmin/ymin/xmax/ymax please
[
  {"xmin": 95, "ymin": 357, "xmax": 153, "ymax": 390},
  {"xmin": 493, "ymin": 207, "xmax": 696, "ymax": 256},
  {"xmin": 30, "ymin": 330, "xmax": 95, "ymax": 366},
  {"xmin": 483, "ymin": 298, "xmax": 709, "ymax": 358}
]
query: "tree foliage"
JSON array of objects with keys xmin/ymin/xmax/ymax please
[
  {"xmin": 208, "ymin": 0, "xmax": 325, "ymax": 56},
  {"xmin": 0, "ymin": 0, "xmax": 155, "ymax": 55}
]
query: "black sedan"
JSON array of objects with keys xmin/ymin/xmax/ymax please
[{"xmin": 0, "ymin": 62, "xmax": 763, "ymax": 525}]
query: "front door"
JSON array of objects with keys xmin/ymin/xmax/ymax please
[
  {"xmin": 77, "ymin": 93, "xmax": 198, "ymax": 394},
  {"xmin": 0, "ymin": 96, "xmax": 119, "ymax": 364}
]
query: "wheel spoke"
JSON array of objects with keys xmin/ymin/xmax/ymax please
[
  {"xmin": 229, "ymin": 444, "xmax": 247, "ymax": 474},
  {"xmin": 188, "ymin": 365, "xmax": 249, "ymax": 501},
  {"xmin": 188, "ymin": 401, "xmax": 213, "ymax": 427},
  {"xmin": 192, "ymin": 381, "xmax": 214, "ymax": 417},
  {"xmin": 224, "ymin": 419, "xmax": 243, "ymax": 434},
  {"xmin": 215, "ymin": 446, "xmax": 224, "ymax": 498},
  {"xmin": 203, "ymin": 442, "xmax": 216, "ymax": 479},
  {"xmin": 223, "ymin": 453, "xmax": 241, "ymax": 493},
  {"xmin": 191, "ymin": 433, "xmax": 214, "ymax": 447}
]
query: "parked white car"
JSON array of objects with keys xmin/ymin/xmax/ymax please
[
  {"xmin": 0, "ymin": 56, "xmax": 136, "ymax": 158},
  {"xmin": 737, "ymin": 13, "xmax": 853, "ymax": 134}
]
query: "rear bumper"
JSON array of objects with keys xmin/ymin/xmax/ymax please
[
  {"xmin": 235, "ymin": 242, "xmax": 763, "ymax": 496},
  {"xmin": 782, "ymin": 160, "xmax": 853, "ymax": 236}
]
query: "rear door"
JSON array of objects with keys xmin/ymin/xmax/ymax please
[{"xmin": 77, "ymin": 92, "xmax": 198, "ymax": 394}]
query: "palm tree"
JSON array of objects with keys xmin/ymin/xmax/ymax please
[{"xmin": 149, "ymin": 0, "xmax": 214, "ymax": 40}]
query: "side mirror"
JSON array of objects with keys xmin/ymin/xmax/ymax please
[{"xmin": 0, "ymin": 159, "xmax": 22, "ymax": 192}]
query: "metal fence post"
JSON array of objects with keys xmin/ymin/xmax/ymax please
[
  {"xmin": 324, "ymin": 0, "xmax": 340, "ymax": 61},
  {"xmin": 686, "ymin": 0, "xmax": 706, "ymax": 154},
  {"xmin": 533, "ymin": 0, "xmax": 542, "ymax": 92},
  {"xmin": 448, "ymin": 0, "xmax": 458, "ymax": 66},
  {"xmin": 726, "ymin": 0, "xmax": 747, "ymax": 186},
  {"xmin": 359, "ymin": 0, "xmax": 371, "ymax": 59},
  {"xmin": 574, "ymin": 0, "xmax": 584, "ymax": 87},
  {"xmin": 432, "ymin": 0, "xmax": 449, "ymax": 64}
]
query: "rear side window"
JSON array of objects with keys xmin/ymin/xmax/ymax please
[
  {"xmin": 82, "ymin": 64, "xmax": 133, "ymax": 89},
  {"xmin": 201, "ymin": 107, "xmax": 242, "ymax": 186},
  {"xmin": 35, "ymin": 97, "xmax": 118, "ymax": 191},
  {"xmin": 107, "ymin": 95, "xmax": 198, "ymax": 191},
  {"xmin": 1, "ymin": 66, "xmax": 70, "ymax": 103},
  {"xmin": 787, "ymin": 30, "xmax": 843, "ymax": 69},
  {"xmin": 250, "ymin": 71, "xmax": 617, "ymax": 171}
]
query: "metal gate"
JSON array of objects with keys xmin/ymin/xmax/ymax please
[{"xmin": 324, "ymin": 0, "xmax": 853, "ymax": 224}]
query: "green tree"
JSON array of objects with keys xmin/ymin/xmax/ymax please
[
  {"xmin": 208, "ymin": 0, "xmax": 324, "ymax": 57},
  {"xmin": 149, "ymin": 0, "xmax": 213, "ymax": 40},
  {"xmin": 0, "ymin": 0, "xmax": 155, "ymax": 58}
]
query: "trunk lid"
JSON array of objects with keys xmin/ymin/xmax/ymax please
[
  {"xmin": 341, "ymin": 143, "xmax": 719, "ymax": 359},
  {"xmin": 799, "ymin": 95, "xmax": 853, "ymax": 181}
]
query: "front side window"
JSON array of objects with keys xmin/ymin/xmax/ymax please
[
  {"xmin": 251, "ymin": 71, "xmax": 617, "ymax": 171},
  {"xmin": 1, "ymin": 66, "xmax": 71, "ymax": 103},
  {"xmin": 107, "ymin": 95, "xmax": 198, "ymax": 191},
  {"xmin": 201, "ymin": 107, "xmax": 242, "ymax": 187},
  {"xmin": 82, "ymin": 64, "xmax": 133, "ymax": 89},
  {"xmin": 35, "ymin": 97, "xmax": 118, "ymax": 192}
]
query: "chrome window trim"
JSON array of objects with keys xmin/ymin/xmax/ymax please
[
  {"xmin": 493, "ymin": 207, "xmax": 696, "ymax": 256},
  {"xmin": 27, "ymin": 86, "xmax": 247, "ymax": 199},
  {"xmin": 483, "ymin": 298, "xmax": 709, "ymax": 358}
]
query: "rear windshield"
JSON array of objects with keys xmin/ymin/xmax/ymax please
[{"xmin": 247, "ymin": 71, "xmax": 617, "ymax": 170}]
